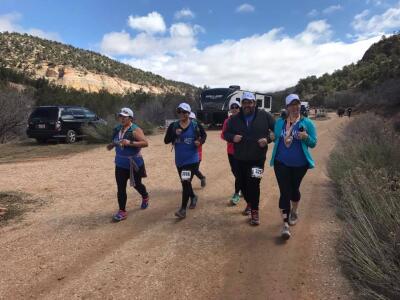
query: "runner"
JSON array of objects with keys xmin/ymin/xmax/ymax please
[
  {"xmin": 106, "ymin": 107, "xmax": 150, "ymax": 222},
  {"xmin": 189, "ymin": 112, "xmax": 206, "ymax": 188},
  {"xmin": 164, "ymin": 103, "xmax": 207, "ymax": 219},
  {"xmin": 0, "ymin": 207, "xmax": 7, "ymax": 216},
  {"xmin": 347, "ymin": 107, "xmax": 352, "ymax": 118},
  {"xmin": 221, "ymin": 99, "xmax": 241, "ymax": 205},
  {"xmin": 270, "ymin": 94, "xmax": 317, "ymax": 239},
  {"xmin": 223, "ymin": 92, "xmax": 275, "ymax": 225}
]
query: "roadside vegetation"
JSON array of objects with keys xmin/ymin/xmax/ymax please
[
  {"xmin": 0, "ymin": 191, "xmax": 45, "ymax": 226},
  {"xmin": 328, "ymin": 113, "xmax": 400, "ymax": 299}
]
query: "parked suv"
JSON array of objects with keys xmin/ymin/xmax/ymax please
[{"xmin": 27, "ymin": 106, "xmax": 105, "ymax": 143}]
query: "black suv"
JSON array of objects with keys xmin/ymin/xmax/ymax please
[{"xmin": 27, "ymin": 106, "xmax": 105, "ymax": 143}]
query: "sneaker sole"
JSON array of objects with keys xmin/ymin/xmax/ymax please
[
  {"xmin": 250, "ymin": 221, "xmax": 260, "ymax": 226},
  {"xmin": 288, "ymin": 220, "xmax": 297, "ymax": 226},
  {"xmin": 281, "ymin": 232, "xmax": 291, "ymax": 240},
  {"xmin": 112, "ymin": 217, "xmax": 127, "ymax": 222},
  {"xmin": 174, "ymin": 212, "xmax": 186, "ymax": 219}
]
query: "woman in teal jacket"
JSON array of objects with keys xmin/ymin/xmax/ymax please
[{"xmin": 270, "ymin": 94, "xmax": 317, "ymax": 240}]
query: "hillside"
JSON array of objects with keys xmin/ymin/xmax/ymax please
[
  {"xmin": 293, "ymin": 34, "xmax": 400, "ymax": 109},
  {"xmin": 0, "ymin": 32, "xmax": 196, "ymax": 95}
]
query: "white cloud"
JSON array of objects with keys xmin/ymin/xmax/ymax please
[
  {"xmin": 101, "ymin": 20, "xmax": 201, "ymax": 57},
  {"xmin": 323, "ymin": 5, "xmax": 343, "ymax": 14},
  {"xmin": 352, "ymin": 3, "xmax": 400, "ymax": 38},
  {"xmin": 0, "ymin": 12, "xmax": 61, "ymax": 41},
  {"xmin": 236, "ymin": 4, "xmax": 255, "ymax": 13},
  {"xmin": 296, "ymin": 20, "xmax": 332, "ymax": 44},
  {"xmin": 175, "ymin": 8, "xmax": 195, "ymax": 19},
  {"xmin": 307, "ymin": 9, "xmax": 319, "ymax": 17},
  {"xmin": 127, "ymin": 11, "xmax": 166, "ymax": 34},
  {"xmin": 101, "ymin": 18, "xmax": 380, "ymax": 92}
]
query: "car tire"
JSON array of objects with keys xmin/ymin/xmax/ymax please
[
  {"xmin": 35, "ymin": 138, "xmax": 47, "ymax": 144},
  {"xmin": 66, "ymin": 130, "xmax": 77, "ymax": 143}
]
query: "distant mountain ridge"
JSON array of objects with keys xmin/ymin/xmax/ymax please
[
  {"xmin": 0, "ymin": 32, "xmax": 197, "ymax": 95},
  {"xmin": 293, "ymin": 34, "xmax": 400, "ymax": 108}
]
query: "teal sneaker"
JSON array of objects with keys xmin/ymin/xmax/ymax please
[{"xmin": 230, "ymin": 193, "xmax": 240, "ymax": 205}]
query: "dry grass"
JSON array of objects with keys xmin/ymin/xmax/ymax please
[
  {"xmin": 0, "ymin": 191, "xmax": 45, "ymax": 226},
  {"xmin": 328, "ymin": 113, "xmax": 400, "ymax": 299},
  {"xmin": 0, "ymin": 140, "xmax": 99, "ymax": 164}
]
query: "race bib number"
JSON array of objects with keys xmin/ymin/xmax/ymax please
[
  {"xmin": 181, "ymin": 170, "xmax": 192, "ymax": 181},
  {"xmin": 251, "ymin": 167, "xmax": 263, "ymax": 178}
]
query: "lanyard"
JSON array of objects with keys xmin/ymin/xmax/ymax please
[
  {"xmin": 118, "ymin": 126, "xmax": 130, "ymax": 140},
  {"xmin": 285, "ymin": 116, "xmax": 300, "ymax": 138}
]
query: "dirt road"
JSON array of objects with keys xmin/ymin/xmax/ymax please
[{"xmin": 0, "ymin": 114, "xmax": 353, "ymax": 299}]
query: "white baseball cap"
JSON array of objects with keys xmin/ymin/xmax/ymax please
[
  {"xmin": 285, "ymin": 94, "xmax": 301, "ymax": 106},
  {"xmin": 189, "ymin": 112, "xmax": 196, "ymax": 119},
  {"xmin": 241, "ymin": 91, "xmax": 255, "ymax": 101},
  {"xmin": 119, "ymin": 107, "xmax": 134, "ymax": 118},
  {"xmin": 229, "ymin": 99, "xmax": 241, "ymax": 108},
  {"xmin": 177, "ymin": 102, "xmax": 191, "ymax": 113}
]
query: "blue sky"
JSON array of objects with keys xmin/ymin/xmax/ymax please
[{"xmin": 1, "ymin": 0, "xmax": 400, "ymax": 90}]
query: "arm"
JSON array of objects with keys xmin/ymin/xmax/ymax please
[
  {"xmin": 304, "ymin": 120, "xmax": 317, "ymax": 148},
  {"xmin": 131, "ymin": 128, "xmax": 148, "ymax": 148},
  {"xmin": 223, "ymin": 118, "xmax": 235, "ymax": 143},
  {"xmin": 106, "ymin": 127, "xmax": 118, "ymax": 150},
  {"xmin": 197, "ymin": 123, "xmax": 207, "ymax": 144},
  {"xmin": 266, "ymin": 112, "xmax": 276, "ymax": 143},
  {"xmin": 164, "ymin": 123, "xmax": 176, "ymax": 144},
  {"xmin": 221, "ymin": 118, "xmax": 228, "ymax": 141}
]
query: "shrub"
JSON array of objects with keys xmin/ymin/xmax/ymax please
[{"xmin": 328, "ymin": 113, "xmax": 400, "ymax": 299}]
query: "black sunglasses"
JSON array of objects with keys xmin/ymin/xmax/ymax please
[
  {"xmin": 230, "ymin": 105, "xmax": 240, "ymax": 109},
  {"xmin": 176, "ymin": 108, "xmax": 189, "ymax": 114}
]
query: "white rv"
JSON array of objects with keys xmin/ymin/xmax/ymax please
[{"xmin": 197, "ymin": 86, "xmax": 272, "ymax": 125}]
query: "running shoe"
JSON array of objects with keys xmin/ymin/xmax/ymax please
[
  {"xmin": 200, "ymin": 177, "xmax": 206, "ymax": 188},
  {"xmin": 189, "ymin": 195, "xmax": 198, "ymax": 209},
  {"xmin": 242, "ymin": 204, "xmax": 251, "ymax": 216},
  {"xmin": 112, "ymin": 210, "xmax": 127, "ymax": 222},
  {"xmin": 141, "ymin": 196, "xmax": 149, "ymax": 209},
  {"xmin": 230, "ymin": 193, "xmax": 240, "ymax": 205},
  {"xmin": 281, "ymin": 224, "xmax": 291, "ymax": 240},
  {"xmin": 289, "ymin": 211, "xmax": 298, "ymax": 226},
  {"xmin": 250, "ymin": 210, "xmax": 260, "ymax": 225},
  {"xmin": 175, "ymin": 208, "xmax": 187, "ymax": 219}
]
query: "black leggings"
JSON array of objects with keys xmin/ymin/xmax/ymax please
[
  {"xmin": 228, "ymin": 154, "xmax": 240, "ymax": 194},
  {"xmin": 273, "ymin": 160, "xmax": 308, "ymax": 222},
  {"xmin": 115, "ymin": 166, "xmax": 148, "ymax": 211},
  {"xmin": 177, "ymin": 163, "xmax": 198, "ymax": 209},
  {"xmin": 235, "ymin": 159, "xmax": 265, "ymax": 210},
  {"xmin": 193, "ymin": 160, "xmax": 205, "ymax": 180}
]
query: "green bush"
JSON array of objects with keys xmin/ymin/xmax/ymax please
[{"xmin": 328, "ymin": 113, "xmax": 400, "ymax": 299}]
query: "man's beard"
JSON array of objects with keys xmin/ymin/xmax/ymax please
[{"xmin": 243, "ymin": 107, "xmax": 255, "ymax": 116}]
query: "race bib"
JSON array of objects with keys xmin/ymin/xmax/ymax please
[
  {"xmin": 251, "ymin": 167, "xmax": 263, "ymax": 179},
  {"xmin": 181, "ymin": 170, "xmax": 192, "ymax": 181}
]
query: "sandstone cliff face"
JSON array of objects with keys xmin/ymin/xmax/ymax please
[{"xmin": 34, "ymin": 64, "xmax": 178, "ymax": 95}]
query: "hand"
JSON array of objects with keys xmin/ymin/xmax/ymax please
[
  {"xmin": 120, "ymin": 139, "xmax": 131, "ymax": 146},
  {"xmin": 258, "ymin": 138, "xmax": 268, "ymax": 148},
  {"xmin": 106, "ymin": 143, "xmax": 114, "ymax": 151},
  {"xmin": 194, "ymin": 140, "xmax": 201, "ymax": 147},
  {"xmin": 176, "ymin": 128, "xmax": 182, "ymax": 135},
  {"xmin": 233, "ymin": 135, "xmax": 242, "ymax": 143},
  {"xmin": 298, "ymin": 131, "xmax": 308, "ymax": 140},
  {"xmin": 269, "ymin": 130, "xmax": 275, "ymax": 142}
]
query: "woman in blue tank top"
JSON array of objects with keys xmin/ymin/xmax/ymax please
[
  {"xmin": 106, "ymin": 107, "xmax": 149, "ymax": 222},
  {"xmin": 164, "ymin": 103, "xmax": 207, "ymax": 219},
  {"xmin": 270, "ymin": 94, "xmax": 317, "ymax": 240}
]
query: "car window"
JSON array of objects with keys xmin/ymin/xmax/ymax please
[
  {"xmin": 30, "ymin": 107, "xmax": 59, "ymax": 120},
  {"xmin": 83, "ymin": 109, "xmax": 96, "ymax": 119},
  {"xmin": 69, "ymin": 108, "xmax": 86, "ymax": 117}
]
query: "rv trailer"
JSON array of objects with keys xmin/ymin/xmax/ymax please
[{"xmin": 196, "ymin": 86, "xmax": 272, "ymax": 126}]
